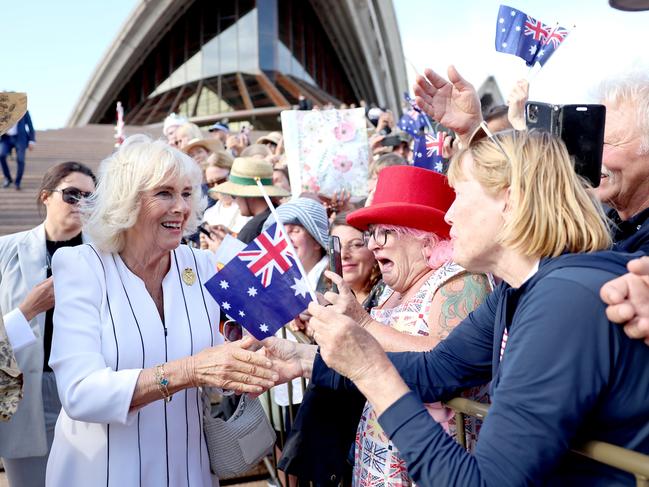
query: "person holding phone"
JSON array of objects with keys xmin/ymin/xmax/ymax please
[
  {"xmin": 0, "ymin": 161, "xmax": 96, "ymax": 486},
  {"xmin": 279, "ymin": 166, "xmax": 492, "ymax": 485}
]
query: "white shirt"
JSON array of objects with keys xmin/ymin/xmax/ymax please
[{"xmin": 203, "ymin": 200, "xmax": 251, "ymax": 233}]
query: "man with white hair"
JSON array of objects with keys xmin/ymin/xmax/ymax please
[
  {"xmin": 595, "ymin": 72, "xmax": 649, "ymax": 253},
  {"xmin": 162, "ymin": 112, "xmax": 187, "ymax": 145}
]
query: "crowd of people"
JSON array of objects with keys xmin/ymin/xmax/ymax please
[{"xmin": 0, "ymin": 59, "xmax": 648, "ymax": 487}]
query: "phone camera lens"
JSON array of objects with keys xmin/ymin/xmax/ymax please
[{"xmin": 528, "ymin": 105, "xmax": 539, "ymax": 123}]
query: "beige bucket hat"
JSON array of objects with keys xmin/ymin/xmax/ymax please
[
  {"xmin": 212, "ymin": 157, "xmax": 290, "ymax": 198},
  {"xmin": 182, "ymin": 137, "xmax": 224, "ymax": 155},
  {"xmin": 0, "ymin": 92, "xmax": 27, "ymax": 136}
]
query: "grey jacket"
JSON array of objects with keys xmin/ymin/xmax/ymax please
[{"xmin": 0, "ymin": 224, "xmax": 87, "ymax": 457}]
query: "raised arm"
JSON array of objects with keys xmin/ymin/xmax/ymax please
[{"xmin": 413, "ymin": 66, "xmax": 482, "ymax": 146}]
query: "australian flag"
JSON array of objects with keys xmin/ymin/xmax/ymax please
[
  {"xmin": 413, "ymin": 131, "xmax": 445, "ymax": 174},
  {"xmin": 204, "ymin": 223, "xmax": 313, "ymax": 340},
  {"xmin": 398, "ymin": 92, "xmax": 429, "ymax": 136},
  {"xmin": 495, "ymin": 5, "xmax": 569, "ymax": 67}
]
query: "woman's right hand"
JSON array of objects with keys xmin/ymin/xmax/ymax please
[
  {"xmin": 190, "ymin": 336, "xmax": 278, "ymax": 393},
  {"xmin": 261, "ymin": 337, "xmax": 317, "ymax": 382},
  {"xmin": 19, "ymin": 277, "xmax": 55, "ymax": 321}
]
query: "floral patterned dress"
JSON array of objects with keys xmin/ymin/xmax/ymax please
[{"xmin": 352, "ymin": 262, "xmax": 490, "ymax": 486}]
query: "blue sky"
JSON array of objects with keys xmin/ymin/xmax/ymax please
[{"xmin": 3, "ymin": 0, "xmax": 649, "ymax": 130}]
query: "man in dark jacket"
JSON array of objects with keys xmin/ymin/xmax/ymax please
[
  {"xmin": 1, "ymin": 110, "xmax": 35, "ymax": 190},
  {"xmin": 593, "ymin": 73, "xmax": 649, "ymax": 253}
]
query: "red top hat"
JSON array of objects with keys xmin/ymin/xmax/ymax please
[{"xmin": 347, "ymin": 166, "xmax": 455, "ymax": 239}]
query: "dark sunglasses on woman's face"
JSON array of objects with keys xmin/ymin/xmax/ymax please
[
  {"xmin": 51, "ymin": 187, "xmax": 93, "ymax": 205},
  {"xmin": 207, "ymin": 177, "xmax": 228, "ymax": 188}
]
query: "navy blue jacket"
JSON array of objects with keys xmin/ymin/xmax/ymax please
[
  {"xmin": 313, "ymin": 251, "xmax": 649, "ymax": 486},
  {"xmin": 609, "ymin": 206, "xmax": 649, "ymax": 254},
  {"xmin": 1, "ymin": 111, "xmax": 35, "ymax": 148}
]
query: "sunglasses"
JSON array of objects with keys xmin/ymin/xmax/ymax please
[
  {"xmin": 50, "ymin": 187, "xmax": 93, "ymax": 205},
  {"xmin": 468, "ymin": 121, "xmax": 512, "ymax": 164},
  {"xmin": 219, "ymin": 319, "xmax": 243, "ymax": 342},
  {"xmin": 207, "ymin": 177, "xmax": 228, "ymax": 188}
]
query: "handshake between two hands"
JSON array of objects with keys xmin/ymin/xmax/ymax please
[{"xmin": 208, "ymin": 270, "xmax": 387, "ymax": 397}]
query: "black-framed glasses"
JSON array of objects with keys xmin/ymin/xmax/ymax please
[
  {"xmin": 362, "ymin": 227, "xmax": 393, "ymax": 247},
  {"xmin": 50, "ymin": 187, "xmax": 93, "ymax": 205},
  {"xmin": 219, "ymin": 319, "xmax": 243, "ymax": 342}
]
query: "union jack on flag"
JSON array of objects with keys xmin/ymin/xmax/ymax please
[
  {"xmin": 495, "ymin": 5, "xmax": 570, "ymax": 67},
  {"xmin": 545, "ymin": 25, "xmax": 569, "ymax": 49},
  {"xmin": 523, "ymin": 16, "xmax": 549, "ymax": 42},
  {"xmin": 238, "ymin": 224, "xmax": 294, "ymax": 287},
  {"xmin": 204, "ymin": 223, "xmax": 313, "ymax": 340},
  {"xmin": 426, "ymin": 131, "xmax": 445, "ymax": 158}
]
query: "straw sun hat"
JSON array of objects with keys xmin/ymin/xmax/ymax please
[{"xmin": 211, "ymin": 157, "xmax": 290, "ymax": 198}]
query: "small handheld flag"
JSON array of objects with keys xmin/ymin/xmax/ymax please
[
  {"xmin": 495, "ymin": 5, "xmax": 569, "ymax": 68},
  {"xmin": 204, "ymin": 223, "xmax": 313, "ymax": 340},
  {"xmin": 413, "ymin": 130, "xmax": 446, "ymax": 174}
]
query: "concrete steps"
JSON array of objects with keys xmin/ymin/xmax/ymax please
[{"xmin": 0, "ymin": 124, "xmax": 145, "ymax": 236}]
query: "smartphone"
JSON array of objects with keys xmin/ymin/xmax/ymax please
[
  {"xmin": 328, "ymin": 236, "xmax": 343, "ymax": 293},
  {"xmin": 525, "ymin": 102, "xmax": 606, "ymax": 187}
]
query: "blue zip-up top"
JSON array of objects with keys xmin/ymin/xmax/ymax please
[{"xmin": 312, "ymin": 251, "xmax": 649, "ymax": 486}]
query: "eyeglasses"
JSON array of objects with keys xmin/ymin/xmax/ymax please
[
  {"xmin": 50, "ymin": 187, "xmax": 93, "ymax": 205},
  {"xmin": 206, "ymin": 177, "xmax": 228, "ymax": 188},
  {"xmin": 219, "ymin": 319, "xmax": 243, "ymax": 342},
  {"xmin": 469, "ymin": 121, "xmax": 512, "ymax": 164},
  {"xmin": 362, "ymin": 227, "xmax": 393, "ymax": 247},
  {"xmin": 341, "ymin": 239, "xmax": 367, "ymax": 253}
]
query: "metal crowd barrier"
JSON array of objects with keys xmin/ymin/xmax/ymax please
[{"xmin": 444, "ymin": 397, "xmax": 649, "ymax": 487}]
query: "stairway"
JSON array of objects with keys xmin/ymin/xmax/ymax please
[{"xmin": 0, "ymin": 124, "xmax": 157, "ymax": 236}]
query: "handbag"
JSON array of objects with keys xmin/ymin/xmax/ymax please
[{"xmin": 203, "ymin": 391, "xmax": 276, "ymax": 479}]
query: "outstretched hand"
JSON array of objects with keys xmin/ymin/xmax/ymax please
[
  {"xmin": 307, "ymin": 301, "xmax": 388, "ymax": 383},
  {"xmin": 191, "ymin": 336, "xmax": 278, "ymax": 393},
  {"xmin": 413, "ymin": 65, "xmax": 482, "ymax": 143},
  {"xmin": 261, "ymin": 336, "xmax": 317, "ymax": 383},
  {"xmin": 507, "ymin": 79, "xmax": 529, "ymax": 130}
]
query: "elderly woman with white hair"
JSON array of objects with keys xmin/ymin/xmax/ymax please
[{"xmin": 45, "ymin": 135, "xmax": 277, "ymax": 486}]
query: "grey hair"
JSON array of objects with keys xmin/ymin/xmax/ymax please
[
  {"xmin": 82, "ymin": 134, "xmax": 205, "ymax": 253},
  {"xmin": 595, "ymin": 71, "xmax": 649, "ymax": 155}
]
